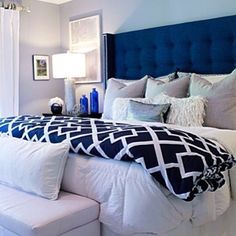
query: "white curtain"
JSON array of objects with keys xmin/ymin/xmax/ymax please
[{"xmin": 0, "ymin": 8, "xmax": 19, "ymax": 117}]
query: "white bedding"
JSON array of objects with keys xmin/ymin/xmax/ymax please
[{"xmin": 61, "ymin": 121, "xmax": 235, "ymax": 235}]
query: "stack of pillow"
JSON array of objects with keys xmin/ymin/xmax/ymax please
[{"xmin": 102, "ymin": 69, "xmax": 236, "ymax": 129}]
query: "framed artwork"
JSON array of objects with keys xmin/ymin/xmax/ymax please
[
  {"xmin": 69, "ymin": 13, "xmax": 102, "ymax": 83},
  {"xmin": 32, "ymin": 55, "xmax": 50, "ymax": 81}
]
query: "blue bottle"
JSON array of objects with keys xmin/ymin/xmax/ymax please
[
  {"xmin": 80, "ymin": 95, "xmax": 88, "ymax": 115},
  {"xmin": 90, "ymin": 88, "xmax": 99, "ymax": 114}
]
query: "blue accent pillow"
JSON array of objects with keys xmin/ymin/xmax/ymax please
[{"xmin": 127, "ymin": 100, "xmax": 170, "ymax": 123}]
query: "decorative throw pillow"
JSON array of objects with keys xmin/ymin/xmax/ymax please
[
  {"xmin": 152, "ymin": 71, "xmax": 190, "ymax": 82},
  {"xmin": 109, "ymin": 78, "xmax": 141, "ymax": 85},
  {"xmin": 102, "ymin": 76, "xmax": 148, "ymax": 119},
  {"xmin": 112, "ymin": 97, "xmax": 154, "ymax": 120},
  {"xmin": 189, "ymin": 69, "xmax": 236, "ymax": 129},
  {"xmin": 153, "ymin": 94, "xmax": 207, "ymax": 127},
  {"xmin": 127, "ymin": 100, "xmax": 170, "ymax": 123},
  {"xmin": 0, "ymin": 135, "xmax": 70, "ymax": 200},
  {"xmin": 168, "ymin": 71, "xmax": 191, "ymax": 81},
  {"xmin": 145, "ymin": 75, "xmax": 190, "ymax": 99},
  {"xmin": 196, "ymin": 74, "xmax": 228, "ymax": 84},
  {"xmin": 112, "ymin": 73, "xmax": 187, "ymax": 84}
]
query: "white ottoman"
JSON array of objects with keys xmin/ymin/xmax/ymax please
[{"xmin": 0, "ymin": 184, "xmax": 100, "ymax": 236}]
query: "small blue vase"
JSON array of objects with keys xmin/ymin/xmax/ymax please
[
  {"xmin": 80, "ymin": 95, "xmax": 88, "ymax": 115},
  {"xmin": 90, "ymin": 88, "xmax": 99, "ymax": 114}
]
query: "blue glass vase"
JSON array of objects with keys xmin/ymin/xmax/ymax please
[
  {"xmin": 80, "ymin": 95, "xmax": 88, "ymax": 115},
  {"xmin": 90, "ymin": 88, "xmax": 99, "ymax": 114}
]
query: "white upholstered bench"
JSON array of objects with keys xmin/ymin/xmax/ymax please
[{"xmin": 0, "ymin": 184, "xmax": 100, "ymax": 236}]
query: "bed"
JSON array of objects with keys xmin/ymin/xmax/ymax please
[
  {"xmin": 0, "ymin": 15, "xmax": 236, "ymax": 236},
  {"xmin": 101, "ymin": 14, "xmax": 236, "ymax": 236}
]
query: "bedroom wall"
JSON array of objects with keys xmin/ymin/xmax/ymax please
[
  {"xmin": 19, "ymin": 0, "xmax": 64, "ymax": 115},
  {"xmin": 59, "ymin": 0, "xmax": 236, "ymax": 112}
]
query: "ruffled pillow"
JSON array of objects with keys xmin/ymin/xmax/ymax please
[{"xmin": 153, "ymin": 94, "xmax": 207, "ymax": 127}]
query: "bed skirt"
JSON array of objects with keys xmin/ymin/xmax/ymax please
[{"xmin": 101, "ymin": 200, "xmax": 236, "ymax": 236}]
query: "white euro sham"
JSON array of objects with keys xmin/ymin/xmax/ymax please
[{"xmin": 0, "ymin": 134, "xmax": 70, "ymax": 200}]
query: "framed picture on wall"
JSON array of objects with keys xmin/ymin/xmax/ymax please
[
  {"xmin": 69, "ymin": 13, "xmax": 102, "ymax": 83},
  {"xmin": 32, "ymin": 55, "xmax": 50, "ymax": 81}
]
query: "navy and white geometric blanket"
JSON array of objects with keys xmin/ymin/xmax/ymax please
[{"xmin": 0, "ymin": 115, "xmax": 235, "ymax": 201}]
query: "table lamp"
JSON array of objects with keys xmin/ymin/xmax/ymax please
[{"xmin": 52, "ymin": 52, "xmax": 86, "ymax": 114}]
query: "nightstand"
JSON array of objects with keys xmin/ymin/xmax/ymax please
[
  {"xmin": 42, "ymin": 113, "xmax": 68, "ymax": 117},
  {"xmin": 78, "ymin": 113, "xmax": 102, "ymax": 119},
  {"xmin": 42, "ymin": 113, "xmax": 102, "ymax": 119}
]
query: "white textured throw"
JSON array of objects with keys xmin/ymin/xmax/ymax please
[{"xmin": 154, "ymin": 94, "xmax": 207, "ymax": 126}]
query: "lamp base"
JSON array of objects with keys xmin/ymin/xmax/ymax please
[{"xmin": 64, "ymin": 78, "xmax": 76, "ymax": 114}]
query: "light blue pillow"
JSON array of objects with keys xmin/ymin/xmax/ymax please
[{"xmin": 127, "ymin": 100, "xmax": 170, "ymax": 123}]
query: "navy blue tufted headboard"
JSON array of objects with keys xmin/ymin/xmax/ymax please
[{"xmin": 103, "ymin": 15, "xmax": 236, "ymax": 82}]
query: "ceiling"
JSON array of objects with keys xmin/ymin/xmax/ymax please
[{"xmin": 38, "ymin": 0, "xmax": 72, "ymax": 5}]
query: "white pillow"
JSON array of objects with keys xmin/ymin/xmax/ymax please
[
  {"xmin": 0, "ymin": 135, "xmax": 70, "ymax": 200},
  {"xmin": 198, "ymin": 74, "xmax": 228, "ymax": 84},
  {"xmin": 112, "ymin": 97, "xmax": 154, "ymax": 120},
  {"xmin": 145, "ymin": 76, "xmax": 190, "ymax": 99},
  {"xmin": 153, "ymin": 94, "xmax": 207, "ymax": 127},
  {"xmin": 110, "ymin": 73, "xmax": 172, "ymax": 85},
  {"xmin": 151, "ymin": 72, "xmax": 191, "ymax": 82},
  {"xmin": 110, "ymin": 78, "xmax": 140, "ymax": 85}
]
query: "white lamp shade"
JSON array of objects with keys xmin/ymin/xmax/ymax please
[{"xmin": 52, "ymin": 53, "xmax": 86, "ymax": 78}]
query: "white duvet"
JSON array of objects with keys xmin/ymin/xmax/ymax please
[{"xmin": 61, "ymin": 121, "xmax": 236, "ymax": 235}]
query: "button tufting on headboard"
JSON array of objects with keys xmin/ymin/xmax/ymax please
[{"xmin": 103, "ymin": 15, "xmax": 236, "ymax": 81}]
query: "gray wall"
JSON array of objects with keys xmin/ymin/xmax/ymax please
[
  {"xmin": 59, "ymin": 0, "xmax": 236, "ymax": 112},
  {"xmin": 20, "ymin": 0, "xmax": 64, "ymax": 115},
  {"xmin": 19, "ymin": 0, "xmax": 236, "ymax": 114}
]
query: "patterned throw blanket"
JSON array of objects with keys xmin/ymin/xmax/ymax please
[{"xmin": 0, "ymin": 115, "xmax": 235, "ymax": 201}]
